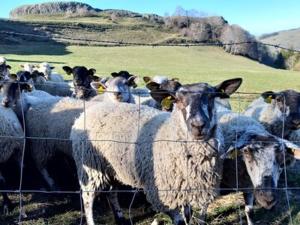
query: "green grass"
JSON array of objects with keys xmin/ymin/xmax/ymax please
[
  {"xmin": 2, "ymin": 44, "xmax": 300, "ymax": 93},
  {"xmin": 1, "ymin": 43, "xmax": 300, "ymax": 224}
]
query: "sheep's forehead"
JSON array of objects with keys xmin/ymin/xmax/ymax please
[
  {"xmin": 108, "ymin": 77, "xmax": 127, "ymax": 87},
  {"xmin": 177, "ymin": 83, "xmax": 215, "ymax": 97},
  {"xmin": 281, "ymin": 90, "xmax": 300, "ymax": 109}
]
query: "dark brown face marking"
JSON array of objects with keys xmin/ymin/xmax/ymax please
[{"xmin": 63, "ymin": 66, "xmax": 97, "ymax": 99}]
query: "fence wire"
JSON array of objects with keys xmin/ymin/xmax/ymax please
[
  {"xmin": 1, "ymin": 30, "xmax": 300, "ymax": 53},
  {"xmin": 0, "ymin": 80, "xmax": 299, "ymax": 225}
]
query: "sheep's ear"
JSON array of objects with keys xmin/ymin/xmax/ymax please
[
  {"xmin": 8, "ymin": 74, "xmax": 17, "ymax": 80},
  {"xmin": 88, "ymin": 68, "xmax": 96, "ymax": 75},
  {"xmin": 143, "ymin": 76, "xmax": 152, "ymax": 84},
  {"xmin": 215, "ymin": 78, "xmax": 243, "ymax": 98},
  {"xmin": 127, "ymin": 76, "xmax": 138, "ymax": 88},
  {"xmin": 20, "ymin": 64, "xmax": 24, "ymax": 68},
  {"xmin": 91, "ymin": 81, "xmax": 106, "ymax": 94},
  {"xmin": 34, "ymin": 64, "xmax": 40, "ymax": 69},
  {"xmin": 261, "ymin": 91, "xmax": 276, "ymax": 104},
  {"xmin": 146, "ymin": 81, "xmax": 160, "ymax": 91},
  {"xmin": 111, "ymin": 72, "xmax": 118, "ymax": 77},
  {"xmin": 6, "ymin": 65, "xmax": 11, "ymax": 70},
  {"xmin": 171, "ymin": 78, "xmax": 179, "ymax": 81},
  {"xmin": 91, "ymin": 75, "xmax": 100, "ymax": 82},
  {"xmin": 62, "ymin": 66, "xmax": 73, "ymax": 75}
]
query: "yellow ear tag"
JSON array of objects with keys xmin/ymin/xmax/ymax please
[
  {"xmin": 161, "ymin": 96, "xmax": 173, "ymax": 110},
  {"xmin": 264, "ymin": 96, "xmax": 272, "ymax": 104},
  {"xmin": 98, "ymin": 86, "xmax": 105, "ymax": 94},
  {"xmin": 228, "ymin": 149, "xmax": 241, "ymax": 159}
]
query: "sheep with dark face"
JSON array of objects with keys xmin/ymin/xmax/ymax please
[
  {"xmin": 0, "ymin": 57, "xmax": 11, "ymax": 81},
  {"xmin": 63, "ymin": 66, "xmax": 98, "ymax": 100},
  {"xmin": 244, "ymin": 90, "xmax": 300, "ymax": 139},
  {"xmin": 70, "ymin": 78, "xmax": 242, "ymax": 225},
  {"xmin": 142, "ymin": 76, "xmax": 182, "ymax": 111},
  {"xmin": 217, "ymin": 98, "xmax": 300, "ymax": 225}
]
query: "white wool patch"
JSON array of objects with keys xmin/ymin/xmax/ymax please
[
  {"xmin": 152, "ymin": 75, "xmax": 168, "ymax": 84},
  {"xmin": 0, "ymin": 57, "xmax": 6, "ymax": 65}
]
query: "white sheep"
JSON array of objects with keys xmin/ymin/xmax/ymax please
[
  {"xmin": 70, "ymin": 79, "xmax": 243, "ymax": 225},
  {"xmin": 24, "ymin": 73, "xmax": 139, "ymax": 190},
  {"xmin": 217, "ymin": 98, "xmax": 300, "ymax": 225},
  {"xmin": 244, "ymin": 90, "xmax": 300, "ymax": 138},
  {"xmin": 35, "ymin": 62, "xmax": 64, "ymax": 82},
  {"xmin": 20, "ymin": 63, "xmax": 35, "ymax": 74},
  {"xmin": 0, "ymin": 97, "xmax": 24, "ymax": 213}
]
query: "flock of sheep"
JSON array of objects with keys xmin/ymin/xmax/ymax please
[{"xmin": 0, "ymin": 56, "xmax": 300, "ymax": 225}]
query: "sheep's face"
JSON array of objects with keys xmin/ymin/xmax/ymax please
[
  {"xmin": 1, "ymin": 79, "xmax": 31, "ymax": 107},
  {"xmin": 105, "ymin": 76, "xmax": 136, "ymax": 103},
  {"xmin": 232, "ymin": 133, "xmax": 298, "ymax": 209},
  {"xmin": 144, "ymin": 76, "xmax": 182, "ymax": 111},
  {"xmin": 36, "ymin": 63, "xmax": 54, "ymax": 79},
  {"xmin": 0, "ymin": 63, "xmax": 11, "ymax": 81},
  {"xmin": 262, "ymin": 90, "xmax": 300, "ymax": 132},
  {"xmin": 21, "ymin": 63, "xmax": 34, "ymax": 73},
  {"xmin": 173, "ymin": 78, "xmax": 242, "ymax": 140},
  {"xmin": 63, "ymin": 66, "xmax": 97, "ymax": 99},
  {"xmin": 91, "ymin": 75, "xmax": 137, "ymax": 103}
]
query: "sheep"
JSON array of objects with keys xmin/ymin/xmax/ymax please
[
  {"xmin": 216, "ymin": 98, "xmax": 300, "ymax": 225},
  {"xmin": 0, "ymin": 57, "xmax": 11, "ymax": 81},
  {"xmin": 244, "ymin": 90, "xmax": 300, "ymax": 139},
  {"xmin": 20, "ymin": 63, "xmax": 35, "ymax": 74},
  {"xmin": 70, "ymin": 78, "xmax": 243, "ymax": 225},
  {"xmin": 20, "ymin": 73, "xmax": 138, "ymax": 190},
  {"xmin": 35, "ymin": 62, "xmax": 64, "ymax": 82},
  {"xmin": 0, "ymin": 81, "xmax": 27, "ymax": 214},
  {"xmin": 141, "ymin": 76, "xmax": 182, "ymax": 111},
  {"xmin": 90, "ymin": 71, "xmax": 137, "ymax": 103},
  {"xmin": 63, "ymin": 66, "xmax": 99, "ymax": 100}
]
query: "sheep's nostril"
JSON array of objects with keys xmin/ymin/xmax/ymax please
[
  {"xmin": 191, "ymin": 121, "xmax": 205, "ymax": 130},
  {"xmin": 2, "ymin": 100, "xmax": 9, "ymax": 107}
]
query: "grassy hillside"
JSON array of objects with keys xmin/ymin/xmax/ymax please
[
  {"xmin": 260, "ymin": 28, "xmax": 300, "ymax": 50},
  {"xmin": 2, "ymin": 44, "xmax": 300, "ymax": 92}
]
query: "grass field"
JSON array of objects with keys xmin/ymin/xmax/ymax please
[{"xmin": 1, "ymin": 43, "xmax": 300, "ymax": 224}]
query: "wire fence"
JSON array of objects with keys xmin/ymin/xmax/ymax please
[
  {"xmin": 0, "ymin": 79, "xmax": 300, "ymax": 225},
  {"xmin": 0, "ymin": 38, "xmax": 300, "ymax": 224},
  {"xmin": 1, "ymin": 30, "xmax": 300, "ymax": 53}
]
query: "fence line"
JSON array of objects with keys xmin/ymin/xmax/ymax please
[{"xmin": 1, "ymin": 30, "xmax": 300, "ymax": 53}]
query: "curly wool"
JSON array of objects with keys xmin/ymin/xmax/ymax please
[
  {"xmin": 0, "ymin": 100, "xmax": 24, "ymax": 164},
  {"xmin": 71, "ymin": 102, "xmax": 224, "ymax": 213},
  {"xmin": 35, "ymin": 80, "xmax": 73, "ymax": 97},
  {"xmin": 25, "ymin": 97, "xmax": 87, "ymax": 170},
  {"xmin": 244, "ymin": 97, "xmax": 287, "ymax": 137}
]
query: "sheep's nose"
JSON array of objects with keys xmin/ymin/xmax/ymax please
[
  {"xmin": 2, "ymin": 99, "xmax": 9, "ymax": 107},
  {"xmin": 191, "ymin": 120, "xmax": 205, "ymax": 130},
  {"xmin": 292, "ymin": 118, "xmax": 300, "ymax": 129}
]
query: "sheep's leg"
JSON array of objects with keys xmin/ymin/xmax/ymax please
[
  {"xmin": 107, "ymin": 192, "xmax": 127, "ymax": 225},
  {"xmin": 167, "ymin": 209, "xmax": 187, "ymax": 225},
  {"xmin": 40, "ymin": 168, "xmax": 57, "ymax": 191},
  {"xmin": 243, "ymin": 192, "xmax": 254, "ymax": 225},
  {"xmin": 0, "ymin": 172, "xmax": 12, "ymax": 215},
  {"xmin": 82, "ymin": 190, "xmax": 96, "ymax": 225}
]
